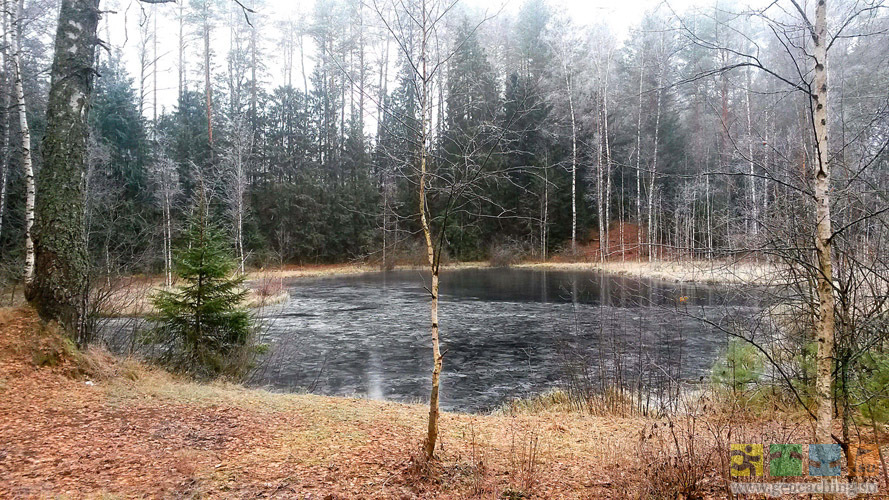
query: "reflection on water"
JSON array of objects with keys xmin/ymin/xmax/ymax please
[{"xmin": 240, "ymin": 268, "xmax": 752, "ymax": 412}]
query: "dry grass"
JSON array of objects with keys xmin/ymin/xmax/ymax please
[
  {"xmin": 0, "ymin": 306, "xmax": 655, "ymax": 499},
  {"xmin": 247, "ymin": 258, "xmax": 772, "ymax": 286},
  {"xmin": 97, "ymin": 276, "xmax": 290, "ymax": 317},
  {"xmin": 515, "ymin": 259, "xmax": 776, "ymax": 285},
  {"xmin": 1, "ymin": 306, "xmax": 841, "ymax": 499}
]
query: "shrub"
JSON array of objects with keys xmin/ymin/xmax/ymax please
[
  {"xmin": 711, "ymin": 339, "xmax": 763, "ymax": 391},
  {"xmin": 489, "ymin": 242, "xmax": 524, "ymax": 268}
]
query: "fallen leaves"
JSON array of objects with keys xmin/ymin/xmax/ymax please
[{"xmin": 0, "ymin": 307, "xmax": 651, "ymax": 499}]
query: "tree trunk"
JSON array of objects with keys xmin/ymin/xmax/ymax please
[
  {"xmin": 0, "ymin": 0, "xmax": 9, "ymax": 246},
  {"xmin": 812, "ymin": 0, "xmax": 835, "ymax": 445},
  {"xmin": 12, "ymin": 0, "xmax": 34, "ymax": 285},
  {"xmin": 603, "ymin": 49, "xmax": 613, "ymax": 261},
  {"xmin": 565, "ymin": 72, "xmax": 577, "ymax": 254},
  {"xmin": 419, "ymin": 0, "xmax": 442, "ymax": 460},
  {"xmin": 648, "ymin": 66, "xmax": 662, "ymax": 263},
  {"xmin": 745, "ymin": 67, "xmax": 757, "ymax": 237},
  {"xmin": 29, "ymin": 0, "xmax": 99, "ymax": 342},
  {"xmin": 596, "ymin": 90, "xmax": 605, "ymax": 262},
  {"xmin": 178, "ymin": 1, "xmax": 184, "ymax": 101},
  {"xmin": 635, "ymin": 44, "xmax": 644, "ymax": 261},
  {"xmin": 204, "ymin": 16, "xmax": 213, "ymax": 146}
]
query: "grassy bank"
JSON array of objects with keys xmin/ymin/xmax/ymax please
[
  {"xmin": 1, "ymin": 306, "xmax": 849, "ymax": 499},
  {"xmin": 0, "ymin": 307, "xmax": 651, "ymax": 498},
  {"xmin": 247, "ymin": 258, "xmax": 774, "ymax": 285},
  {"xmin": 1, "ymin": 258, "xmax": 766, "ymax": 312}
]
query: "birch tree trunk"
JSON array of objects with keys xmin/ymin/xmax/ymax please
[
  {"xmin": 565, "ymin": 71, "xmax": 577, "ymax": 254},
  {"xmin": 12, "ymin": 0, "xmax": 34, "ymax": 284},
  {"xmin": 635, "ymin": 44, "xmax": 644, "ymax": 261},
  {"xmin": 29, "ymin": 0, "xmax": 99, "ymax": 342},
  {"xmin": 603, "ymin": 49, "xmax": 613, "ymax": 261},
  {"xmin": 418, "ymin": 0, "xmax": 442, "ymax": 460},
  {"xmin": 647, "ymin": 65, "xmax": 663, "ymax": 263},
  {"xmin": 745, "ymin": 67, "xmax": 757, "ymax": 237},
  {"xmin": 0, "ymin": 0, "xmax": 9, "ymax": 245},
  {"xmin": 811, "ymin": 0, "xmax": 835, "ymax": 445},
  {"xmin": 596, "ymin": 90, "xmax": 605, "ymax": 262}
]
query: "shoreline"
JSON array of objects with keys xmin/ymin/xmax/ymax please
[
  {"xmin": 0, "ymin": 306, "xmax": 806, "ymax": 498},
  {"xmin": 247, "ymin": 258, "xmax": 775, "ymax": 286}
]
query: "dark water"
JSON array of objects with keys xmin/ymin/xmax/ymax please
[{"xmin": 245, "ymin": 268, "xmax": 751, "ymax": 412}]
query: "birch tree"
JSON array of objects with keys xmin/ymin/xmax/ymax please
[
  {"xmin": 221, "ymin": 115, "xmax": 252, "ymax": 274},
  {"xmin": 807, "ymin": 0, "xmax": 836, "ymax": 445},
  {"xmin": 0, "ymin": 0, "xmax": 9, "ymax": 246},
  {"xmin": 11, "ymin": 0, "xmax": 34, "ymax": 284},
  {"xmin": 371, "ymin": 0, "xmax": 506, "ymax": 458}
]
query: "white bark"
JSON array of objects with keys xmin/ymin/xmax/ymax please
[
  {"xmin": 0, "ymin": 0, "xmax": 9, "ymax": 245},
  {"xmin": 647, "ymin": 62, "xmax": 663, "ymax": 263},
  {"xmin": 635, "ymin": 43, "xmax": 645, "ymax": 261},
  {"xmin": 12, "ymin": 0, "xmax": 34, "ymax": 284},
  {"xmin": 565, "ymin": 70, "xmax": 577, "ymax": 254},
  {"xmin": 811, "ymin": 0, "xmax": 835, "ymax": 445},
  {"xmin": 416, "ymin": 0, "xmax": 442, "ymax": 459},
  {"xmin": 745, "ymin": 67, "xmax": 758, "ymax": 236}
]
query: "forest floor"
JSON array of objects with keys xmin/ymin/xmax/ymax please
[
  {"xmin": 10, "ymin": 306, "xmax": 826, "ymax": 499},
  {"xmin": 1, "ymin": 307, "xmax": 875, "ymax": 498},
  {"xmin": 0, "ymin": 306, "xmax": 655, "ymax": 499}
]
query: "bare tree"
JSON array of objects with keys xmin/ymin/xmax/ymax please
[
  {"xmin": 221, "ymin": 115, "xmax": 252, "ymax": 274},
  {"xmin": 371, "ymin": 0, "xmax": 509, "ymax": 458},
  {"xmin": 0, "ymin": 0, "xmax": 10, "ymax": 246}
]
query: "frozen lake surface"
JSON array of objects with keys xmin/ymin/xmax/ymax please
[{"xmin": 244, "ymin": 267, "xmax": 752, "ymax": 412}]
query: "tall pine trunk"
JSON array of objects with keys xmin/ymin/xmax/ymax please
[{"xmin": 28, "ymin": 0, "xmax": 99, "ymax": 342}]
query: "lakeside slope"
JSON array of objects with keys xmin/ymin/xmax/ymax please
[{"xmin": 0, "ymin": 307, "xmax": 650, "ymax": 499}]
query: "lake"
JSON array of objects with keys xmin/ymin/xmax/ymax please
[{"xmin": 244, "ymin": 267, "xmax": 751, "ymax": 412}]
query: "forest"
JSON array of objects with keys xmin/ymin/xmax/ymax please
[
  {"xmin": 0, "ymin": 0, "xmax": 880, "ymax": 276},
  {"xmin": 1, "ymin": 0, "xmax": 889, "ymax": 496}
]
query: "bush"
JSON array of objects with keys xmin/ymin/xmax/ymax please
[
  {"xmin": 489, "ymin": 242, "xmax": 524, "ymax": 268},
  {"xmin": 711, "ymin": 340, "xmax": 763, "ymax": 391}
]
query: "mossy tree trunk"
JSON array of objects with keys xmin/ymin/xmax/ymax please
[{"xmin": 27, "ymin": 0, "xmax": 100, "ymax": 343}]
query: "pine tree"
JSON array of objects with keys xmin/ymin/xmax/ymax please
[{"xmin": 150, "ymin": 201, "xmax": 251, "ymax": 377}]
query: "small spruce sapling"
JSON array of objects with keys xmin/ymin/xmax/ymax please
[{"xmin": 150, "ymin": 202, "xmax": 251, "ymax": 377}]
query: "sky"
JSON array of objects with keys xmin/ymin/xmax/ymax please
[{"xmin": 99, "ymin": 0, "xmax": 699, "ymax": 117}]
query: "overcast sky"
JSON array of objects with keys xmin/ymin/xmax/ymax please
[{"xmin": 99, "ymin": 0, "xmax": 698, "ymax": 116}]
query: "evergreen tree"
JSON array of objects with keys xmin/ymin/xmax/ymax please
[{"xmin": 150, "ymin": 199, "xmax": 251, "ymax": 378}]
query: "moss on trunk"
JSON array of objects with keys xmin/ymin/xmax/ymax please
[{"xmin": 28, "ymin": 0, "xmax": 100, "ymax": 344}]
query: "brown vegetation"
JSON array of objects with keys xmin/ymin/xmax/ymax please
[{"xmin": 2, "ymin": 307, "xmax": 885, "ymax": 498}]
